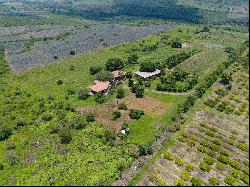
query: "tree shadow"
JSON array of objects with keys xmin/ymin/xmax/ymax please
[{"xmin": 54, "ymin": 0, "xmax": 203, "ymax": 24}]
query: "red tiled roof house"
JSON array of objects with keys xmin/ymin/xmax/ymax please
[{"xmin": 90, "ymin": 80, "xmax": 111, "ymax": 95}]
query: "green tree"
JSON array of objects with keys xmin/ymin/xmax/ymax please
[
  {"xmin": 95, "ymin": 92, "xmax": 105, "ymax": 103},
  {"xmin": 128, "ymin": 54, "xmax": 139, "ymax": 64},
  {"xmin": 96, "ymin": 70, "xmax": 113, "ymax": 81},
  {"xmin": 140, "ymin": 61, "xmax": 156, "ymax": 72},
  {"xmin": 86, "ymin": 113, "xmax": 95, "ymax": 123},
  {"xmin": 59, "ymin": 128, "xmax": 72, "ymax": 144},
  {"xmin": 112, "ymin": 111, "xmax": 121, "ymax": 120},
  {"xmin": 221, "ymin": 72, "xmax": 232, "ymax": 85},
  {"xmin": 106, "ymin": 58, "xmax": 124, "ymax": 71},
  {"xmin": 77, "ymin": 89, "xmax": 89, "ymax": 100},
  {"xmin": 171, "ymin": 38, "xmax": 182, "ymax": 48},
  {"xmin": 116, "ymin": 88, "xmax": 125, "ymax": 99},
  {"xmin": 89, "ymin": 66, "xmax": 102, "ymax": 75}
]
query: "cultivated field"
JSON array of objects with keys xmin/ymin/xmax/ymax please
[{"xmin": 134, "ymin": 59, "xmax": 249, "ymax": 186}]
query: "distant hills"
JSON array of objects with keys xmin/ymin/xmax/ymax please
[{"xmin": 18, "ymin": 0, "xmax": 249, "ymax": 26}]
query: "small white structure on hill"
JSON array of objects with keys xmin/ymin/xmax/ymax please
[{"xmin": 135, "ymin": 69, "xmax": 161, "ymax": 80}]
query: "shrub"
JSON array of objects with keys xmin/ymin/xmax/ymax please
[
  {"xmin": 224, "ymin": 176, "xmax": 236, "ymax": 186},
  {"xmin": 220, "ymin": 149, "xmax": 230, "ymax": 157},
  {"xmin": 216, "ymin": 162, "xmax": 226, "ymax": 171},
  {"xmin": 206, "ymin": 149, "xmax": 215, "ymax": 157},
  {"xmin": 199, "ymin": 162, "xmax": 212, "ymax": 172},
  {"xmin": 180, "ymin": 171, "xmax": 191, "ymax": 181},
  {"xmin": 243, "ymin": 160, "xmax": 249, "ymax": 167},
  {"xmin": 0, "ymin": 126, "xmax": 12, "ymax": 141},
  {"xmin": 140, "ymin": 60, "xmax": 157, "ymax": 72},
  {"xmin": 5, "ymin": 142, "xmax": 16, "ymax": 150},
  {"xmin": 197, "ymin": 145, "xmax": 207, "ymax": 153},
  {"xmin": 242, "ymin": 175, "xmax": 249, "ymax": 185},
  {"xmin": 70, "ymin": 50, "xmax": 75, "ymax": 55},
  {"xmin": 6, "ymin": 150, "xmax": 19, "ymax": 165},
  {"xmin": 106, "ymin": 58, "xmax": 124, "ymax": 71},
  {"xmin": 200, "ymin": 140, "xmax": 209, "ymax": 147},
  {"xmin": 185, "ymin": 163, "xmax": 194, "ymax": 172},
  {"xmin": 213, "ymin": 138, "xmax": 222, "ymax": 146},
  {"xmin": 131, "ymin": 83, "xmax": 144, "ymax": 98},
  {"xmin": 217, "ymin": 155, "xmax": 230, "ymax": 164},
  {"xmin": 118, "ymin": 102, "xmax": 127, "ymax": 110},
  {"xmin": 129, "ymin": 110, "xmax": 144, "ymax": 120},
  {"xmin": 182, "ymin": 132, "xmax": 190, "ymax": 138},
  {"xmin": 78, "ymin": 89, "xmax": 89, "ymax": 100},
  {"xmin": 209, "ymin": 177, "xmax": 220, "ymax": 186},
  {"xmin": 163, "ymin": 152, "xmax": 174, "ymax": 161},
  {"xmin": 0, "ymin": 163, "xmax": 3, "ymax": 170},
  {"xmin": 112, "ymin": 111, "xmax": 121, "ymax": 120},
  {"xmin": 95, "ymin": 93, "xmax": 105, "ymax": 103},
  {"xmin": 56, "ymin": 79, "xmax": 63, "ymax": 85},
  {"xmin": 138, "ymin": 144, "xmax": 153, "ymax": 156},
  {"xmin": 221, "ymin": 72, "xmax": 232, "ymax": 85},
  {"xmin": 42, "ymin": 114, "xmax": 53, "ymax": 122},
  {"xmin": 204, "ymin": 99, "xmax": 217, "ymax": 108},
  {"xmin": 191, "ymin": 135, "xmax": 199, "ymax": 141},
  {"xmin": 59, "ymin": 129, "xmax": 72, "ymax": 144},
  {"xmin": 175, "ymin": 157, "xmax": 185, "ymax": 167},
  {"xmin": 243, "ymin": 167, "xmax": 249, "ymax": 175},
  {"xmin": 102, "ymin": 130, "xmax": 116, "ymax": 146},
  {"xmin": 86, "ymin": 113, "xmax": 95, "ymax": 123},
  {"xmin": 89, "ymin": 66, "xmax": 102, "ymax": 75},
  {"xmin": 226, "ymin": 139, "xmax": 235, "ymax": 145},
  {"xmin": 128, "ymin": 79, "xmax": 134, "ymax": 87},
  {"xmin": 116, "ymin": 88, "xmax": 125, "ymax": 99},
  {"xmin": 215, "ymin": 88, "xmax": 227, "ymax": 96},
  {"xmin": 229, "ymin": 160, "xmax": 242, "ymax": 170},
  {"xmin": 191, "ymin": 177, "xmax": 203, "ymax": 186},
  {"xmin": 209, "ymin": 143, "xmax": 221, "ymax": 152},
  {"xmin": 127, "ymin": 54, "xmax": 139, "ymax": 64},
  {"xmin": 206, "ymin": 130, "xmax": 215, "ymax": 137},
  {"xmin": 174, "ymin": 179, "xmax": 187, "ymax": 186},
  {"xmin": 230, "ymin": 168, "xmax": 242, "ymax": 179},
  {"xmin": 171, "ymin": 38, "xmax": 182, "ymax": 48},
  {"xmin": 96, "ymin": 70, "xmax": 113, "ymax": 81},
  {"xmin": 236, "ymin": 143, "xmax": 248, "ymax": 152},
  {"xmin": 187, "ymin": 140, "xmax": 196, "ymax": 147},
  {"xmin": 203, "ymin": 156, "xmax": 215, "ymax": 165},
  {"xmin": 177, "ymin": 136, "xmax": 185, "ymax": 142},
  {"xmin": 69, "ymin": 65, "xmax": 75, "ymax": 70}
]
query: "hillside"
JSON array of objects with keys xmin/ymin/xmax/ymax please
[{"xmin": 17, "ymin": 0, "xmax": 249, "ymax": 25}]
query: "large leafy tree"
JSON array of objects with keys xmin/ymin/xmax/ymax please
[
  {"xmin": 106, "ymin": 58, "xmax": 124, "ymax": 71},
  {"xmin": 140, "ymin": 61, "xmax": 156, "ymax": 72}
]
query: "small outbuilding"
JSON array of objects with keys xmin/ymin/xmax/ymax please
[
  {"xmin": 135, "ymin": 69, "xmax": 161, "ymax": 80},
  {"xmin": 112, "ymin": 70, "xmax": 126, "ymax": 82}
]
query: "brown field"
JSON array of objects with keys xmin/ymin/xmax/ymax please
[{"xmin": 77, "ymin": 93, "xmax": 168, "ymax": 132}]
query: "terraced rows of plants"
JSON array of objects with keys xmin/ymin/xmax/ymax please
[
  {"xmin": 136, "ymin": 60, "xmax": 249, "ymax": 186},
  {"xmin": 204, "ymin": 61, "xmax": 249, "ymax": 122}
]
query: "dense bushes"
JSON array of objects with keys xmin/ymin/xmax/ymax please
[
  {"xmin": 59, "ymin": 128, "xmax": 72, "ymax": 144},
  {"xmin": 157, "ymin": 68, "xmax": 198, "ymax": 92},
  {"xmin": 96, "ymin": 70, "xmax": 113, "ymax": 81},
  {"xmin": 90, "ymin": 66, "xmax": 102, "ymax": 75},
  {"xmin": 129, "ymin": 110, "xmax": 144, "ymax": 120},
  {"xmin": 0, "ymin": 126, "xmax": 12, "ymax": 141},
  {"xmin": 131, "ymin": 83, "xmax": 144, "ymax": 98},
  {"xmin": 162, "ymin": 49, "xmax": 199, "ymax": 69},
  {"xmin": 106, "ymin": 58, "xmax": 124, "ymax": 71},
  {"xmin": 140, "ymin": 61, "xmax": 157, "ymax": 72},
  {"xmin": 116, "ymin": 88, "xmax": 125, "ymax": 99}
]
